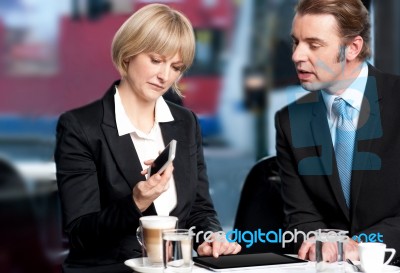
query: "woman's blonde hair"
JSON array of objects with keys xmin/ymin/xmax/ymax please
[{"xmin": 111, "ymin": 4, "xmax": 195, "ymax": 96}]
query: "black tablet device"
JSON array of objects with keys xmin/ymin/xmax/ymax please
[{"xmin": 193, "ymin": 253, "xmax": 307, "ymax": 271}]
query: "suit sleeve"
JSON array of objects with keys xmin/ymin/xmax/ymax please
[
  {"xmin": 185, "ymin": 112, "xmax": 222, "ymax": 248},
  {"xmin": 355, "ymin": 216, "xmax": 400, "ymax": 254},
  {"xmin": 55, "ymin": 112, "xmax": 147, "ymax": 250},
  {"xmin": 275, "ymin": 110, "xmax": 327, "ymax": 251}
]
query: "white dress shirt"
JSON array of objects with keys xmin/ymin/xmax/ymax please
[
  {"xmin": 322, "ymin": 62, "xmax": 368, "ymax": 147},
  {"xmin": 114, "ymin": 87, "xmax": 177, "ymax": 216}
]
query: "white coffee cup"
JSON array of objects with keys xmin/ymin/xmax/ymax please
[
  {"xmin": 136, "ymin": 216, "xmax": 178, "ymax": 267},
  {"xmin": 359, "ymin": 242, "xmax": 396, "ymax": 273}
]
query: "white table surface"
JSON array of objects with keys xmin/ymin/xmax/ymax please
[
  {"xmin": 129, "ymin": 259, "xmax": 400, "ymax": 273},
  {"xmin": 191, "ymin": 262, "xmax": 400, "ymax": 273},
  {"xmin": 127, "ymin": 258, "xmax": 317, "ymax": 273},
  {"xmin": 192, "ymin": 261, "xmax": 317, "ymax": 273}
]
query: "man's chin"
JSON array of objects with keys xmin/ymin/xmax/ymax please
[{"xmin": 300, "ymin": 82, "xmax": 322, "ymax": 92}]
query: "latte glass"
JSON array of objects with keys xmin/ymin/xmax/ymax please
[{"xmin": 136, "ymin": 216, "xmax": 178, "ymax": 267}]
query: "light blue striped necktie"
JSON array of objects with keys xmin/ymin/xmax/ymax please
[{"xmin": 332, "ymin": 97, "xmax": 355, "ymax": 207}]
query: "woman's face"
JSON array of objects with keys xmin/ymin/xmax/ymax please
[{"xmin": 124, "ymin": 52, "xmax": 184, "ymax": 102}]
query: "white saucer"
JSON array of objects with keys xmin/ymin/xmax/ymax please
[
  {"xmin": 384, "ymin": 265, "xmax": 400, "ymax": 272},
  {"xmin": 124, "ymin": 258, "xmax": 163, "ymax": 273},
  {"xmin": 346, "ymin": 261, "xmax": 400, "ymax": 273}
]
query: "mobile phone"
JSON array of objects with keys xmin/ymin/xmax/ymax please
[{"xmin": 148, "ymin": 139, "xmax": 177, "ymax": 177}]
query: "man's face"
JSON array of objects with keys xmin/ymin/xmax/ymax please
[{"xmin": 291, "ymin": 13, "xmax": 348, "ymax": 94}]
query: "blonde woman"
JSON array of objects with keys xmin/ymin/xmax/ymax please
[{"xmin": 55, "ymin": 4, "xmax": 240, "ymax": 273}]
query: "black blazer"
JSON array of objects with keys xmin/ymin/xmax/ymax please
[
  {"xmin": 55, "ymin": 82, "xmax": 221, "ymax": 272},
  {"xmin": 275, "ymin": 64, "xmax": 400, "ymax": 253}
]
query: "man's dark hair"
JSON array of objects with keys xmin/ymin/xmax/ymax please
[{"xmin": 296, "ymin": 0, "xmax": 371, "ymax": 61}]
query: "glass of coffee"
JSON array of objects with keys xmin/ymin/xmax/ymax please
[{"xmin": 136, "ymin": 216, "xmax": 178, "ymax": 267}]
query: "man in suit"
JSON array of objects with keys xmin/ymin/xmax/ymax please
[{"xmin": 275, "ymin": 0, "xmax": 400, "ymax": 261}]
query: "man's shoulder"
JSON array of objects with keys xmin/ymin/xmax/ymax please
[
  {"xmin": 368, "ymin": 64, "xmax": 400, "ymax": 84},
  {"xmin": 368, "ymin": 64, "xmax": 400, "ymax": 98},
  {"xmin": 276, "ymin": 91, "xmax": 319, "ymax": 117}
]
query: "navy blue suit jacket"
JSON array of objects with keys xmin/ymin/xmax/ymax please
[{"xmin": 275, "ymin": 64, "xmax": 400, "ymax": 253}]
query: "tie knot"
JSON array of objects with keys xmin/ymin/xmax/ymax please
[{"xmin": 332, "ymin": 97, "xmax": 348, "ymax": 118}]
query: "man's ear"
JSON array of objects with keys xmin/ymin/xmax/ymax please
[{"xmin": 346, "ymin": 36, "xmax": 363, "ymax": 61}]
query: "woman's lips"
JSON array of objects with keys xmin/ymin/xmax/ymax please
[{"xmin": 149, "ymin": 83, "xmax": 164, "ymax": 89}]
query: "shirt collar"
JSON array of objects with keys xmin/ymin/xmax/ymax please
[
  {"xmin": 155, "ymin": 94, "xmax": 174, "ymax": 123},
  {"xmin": 114, "ymin": 86, "xmax": 174, "ymax": 137},
  {"xmin": 322, "ymin": 62, "xmax": 368, "ymax": 119}
]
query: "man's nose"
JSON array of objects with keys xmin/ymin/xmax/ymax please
[{"xmin": 292, "ymin": 45, "xmax": 307, "ymax": 63}]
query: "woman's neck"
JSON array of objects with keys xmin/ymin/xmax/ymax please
[{"xmin": 118, "ymin": 81, "xmax": 156, "ymax": 134}]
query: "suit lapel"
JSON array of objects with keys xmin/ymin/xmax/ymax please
[
  {"xmin": 159, "ymin": 118, "xmax": 188, "ymax": 216},
  {"xmin": 351, "ymin": 65, "xmax": 383, "ymax": 214},
  {"xmin": 101, "ymin": 84, "xmax": 144, "ymax": 190},
  {"xmin": 310, "ymin": 93, "xmax": 350, "ymax": 220}
]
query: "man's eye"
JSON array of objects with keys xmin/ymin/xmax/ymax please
[{"xmin": 310, "ymin": 44, "xmax": 320, "ymax": 49}]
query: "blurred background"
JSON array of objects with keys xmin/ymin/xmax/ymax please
[{"xmin": 0, "ymin": 0, "xmax": 399, "ymax": 272}]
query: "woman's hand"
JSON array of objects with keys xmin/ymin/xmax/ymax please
[
  {"xmin": 132, "ymin": 159, "xmax": 174, "ymax": 212},
  {"xmin": 197, "ymin": 232, "xmax": 242, "ymax": 258}
]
